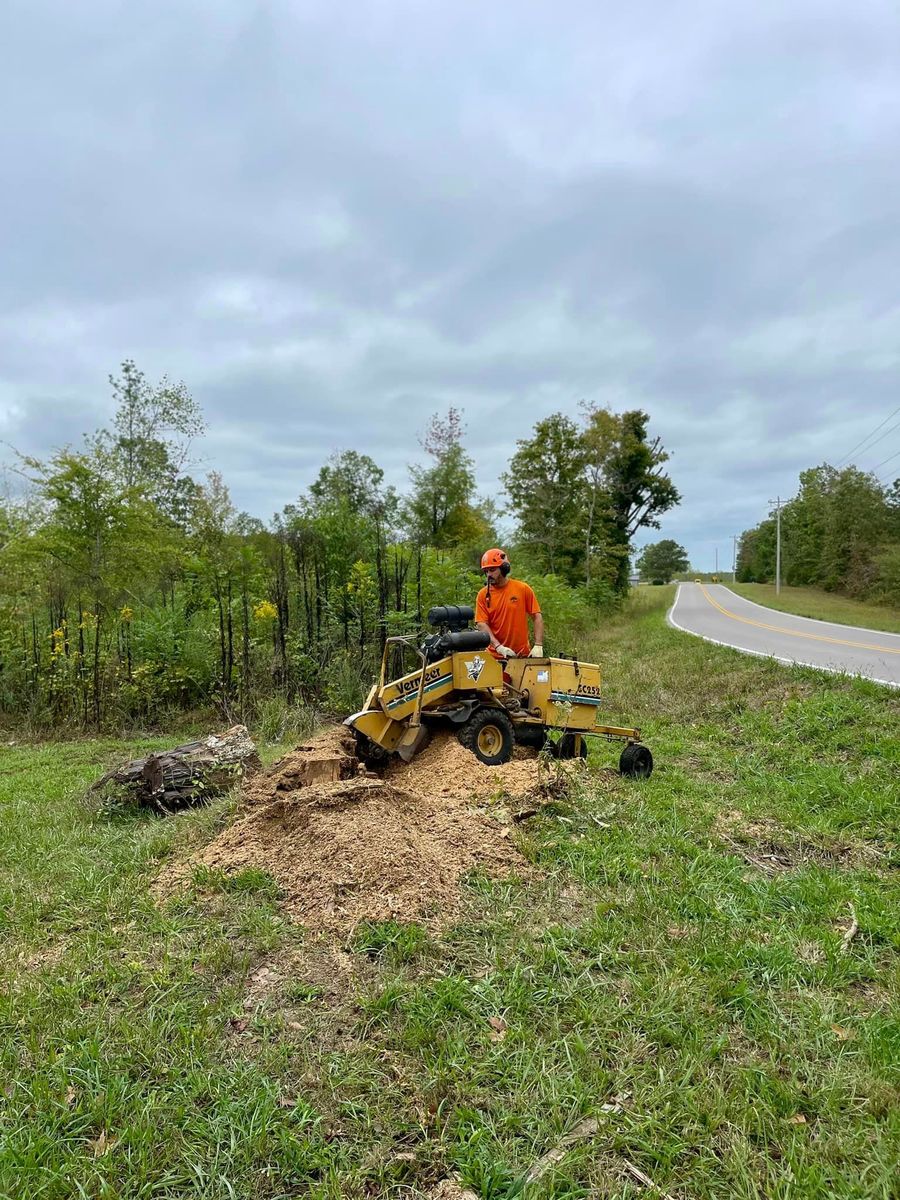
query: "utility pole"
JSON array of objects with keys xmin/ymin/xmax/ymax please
[
  {"xmin": 732, "ymin": 535, "xmax": 738, "ymax": 582},
  {"xmin": 768, "ymin": 496, "xmax": 783, "ymax": 594},
  {"xmin": 715, "ymin": 546, "xmax": 718, "ymax": 578}
]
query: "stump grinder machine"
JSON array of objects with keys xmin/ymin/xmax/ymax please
[{"xmin": 345, "ymin": 606, "xmax": 653, "ymax": 777}]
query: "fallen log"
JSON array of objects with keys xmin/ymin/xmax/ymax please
[{"xmin": 91, "ymin": 725, "xmax": 262, "ymax": 811}]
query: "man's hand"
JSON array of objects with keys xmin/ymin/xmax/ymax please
[
  {"xmin": 494, "ymin": 644, "xmax": 516, "ymax": 658},
  {"xmin": 530, "ymin": 643, "xmax": 544, "ymax": 657}
]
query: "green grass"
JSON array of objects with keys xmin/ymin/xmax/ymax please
[
  {"xmin": 1, "ymin": 592, "xmax": 898, "ymax": 1197},
  {"xmin": 729, "ymin": 583, "xmax": 900, "ymax": 635}
]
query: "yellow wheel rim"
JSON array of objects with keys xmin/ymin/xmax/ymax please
[{"xmin": 476, "ymin": 725, "xmax": 502, "ymax": 756}]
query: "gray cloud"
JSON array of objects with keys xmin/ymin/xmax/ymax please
[{"xmin": 3, "ymin": 0, "xmax": 900, "ymax": 569}]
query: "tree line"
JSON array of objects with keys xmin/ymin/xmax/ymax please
[
  {"xmin": 0, "ymin": 362, "xmax": 678, "ymax": 729},
  {"xmin": 737, "ymin": 464, "xmax": 900, "ymax": 601}
]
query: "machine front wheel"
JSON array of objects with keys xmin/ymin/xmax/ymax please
[
  {"xmin": 619, "ymin": 743, "xmax": 653, "ymax": 779},
  {"xmin": 459, "ymin": 707, "xmax": 515, "ymax": 766}
]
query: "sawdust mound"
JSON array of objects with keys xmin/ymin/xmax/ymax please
[
  {"xmin": 158, "ymin": 729, "xmax": 542, "ymax": 933},
  {"xmin": 387, "ymin": 731, "xmax": 550, "ymax": 801}
]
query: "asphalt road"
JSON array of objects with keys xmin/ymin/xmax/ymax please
[{"xmin": 668, "ymin": 583, "xmax": 900, "ymax": 689}]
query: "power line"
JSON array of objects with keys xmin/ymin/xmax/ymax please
[
  {"xmin": 874, "ymin": 447, "xmax": 900, "ymax": 484},
  {"xmin": 836, "ymin": 403, "xmax": 900, "ymax": 468},
  {"xmin": 872, "ymin": 445, "xmax": 900, "ymax": 472},
  {"xmin": 862, "ymin": 420, "xmax": 900, "ymax": 469}
]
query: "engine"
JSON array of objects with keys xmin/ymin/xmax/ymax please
[{"xmin": 421, "ymin": 605, "xmax": 490, "ymax": 662}]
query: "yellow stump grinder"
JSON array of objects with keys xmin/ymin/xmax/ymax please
[{"xmin": 345, "ymin": 606, "xmax": 653, "ymax": 777}]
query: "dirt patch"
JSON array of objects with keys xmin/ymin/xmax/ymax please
[
  {"xmin": 242, "ymin": 941, "xmax": 362, "ymax": 1009},
  {"xmin": 10, "ymin": 938, "xmax": 69, "ymax": 978},
  {"xmin": 156, "ymin": 729, "xmax": 561, "ymax": 933},
  {"xmin": 428, "ymin": 1183, "xmax": 480, "ymax": 1200},
  {"xmin": 714, "ymin": 811, "xmax": 892, "ymax": 873},
  {"xmin": 225, "ymin": 941, "xmax": 370, "ymax": 1063}
]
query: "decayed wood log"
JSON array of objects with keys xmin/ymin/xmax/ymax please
[{"xmin": 91, "ymin": 725, "xmax": 262, "ymax": 811}]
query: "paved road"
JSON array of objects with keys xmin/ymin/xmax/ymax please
[{"xmin": 668, "ymin": 583, "xmax": 900, "ymax": 689}]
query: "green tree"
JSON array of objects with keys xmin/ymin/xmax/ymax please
[
  {"xmin": 96, "ymin": 359, "xmax": 205, "ymax": 525},
  {"xmin": 504, "ymin": 407, "xmax": 679, "ymax": 592},
  {"xmin": 190, "ymin": 472, "xmax": 249, "ymax": 703},
  {"xmin": 19, "ymin": 446, "xmax": 166, "ymax": 723},
  {"xmin": 406, "ymin": 409, "xmax": 484, "ymax": 549},
  {"xmin": 736, "ymin": 520, "xmax": 776, "ymax": 582},
  {"xmin": 580, "ymin": 406, "xmax": 619, "ymax": 586},
  {"xmin": 818, "ymin": 467, "xmax": 889, "ymax": 595},
  {"xmin": 636, "ymin": 539, "xmax": 689, "ymax": 583},
  {"xmin": 587, "ymin": 408, "xmax": 681, "ymax": 594},
  {"xmin": 502, "ymin": 414, "xmax": 587, "ymax": 583},
  {"xmin": 310, "ymin": 450, "xmax": 395, "ymax": 520}
]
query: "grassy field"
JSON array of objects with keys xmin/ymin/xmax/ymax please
[
  {"xmin": 728, "ymin": 583, "xmax": 900, "ymax": 636},
  {"xmin": 1, "ymin": 587, "xmax": 898, "ymax": 1198}
]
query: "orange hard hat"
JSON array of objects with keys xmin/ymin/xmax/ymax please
[{"xmin": 480, "ymin": 548, "xmax": 508, "ymax": 570}]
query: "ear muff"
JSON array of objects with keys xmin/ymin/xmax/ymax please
[{"xmin": 499, "ymin": 561, "xmax": 511, "ymax": 576}]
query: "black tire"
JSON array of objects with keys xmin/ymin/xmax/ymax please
[
  {"xmin": 556, "ymin": 733, "xmax": 588, "ymax": 760},
  {"xmin": 619, "ymin": 743, "xmax": 653, "ymax": 779},
  {"xmin": 459, "ymin": 707, "xmax": 515, "ymax": 766},
  {"xmin": 514, "ymin": 724, "xmax": 548, "ymax": 751}
]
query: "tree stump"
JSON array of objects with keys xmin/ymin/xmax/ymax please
[{"xmin": 92, "ymin": 725, "xmax": 262, "ymax": 811}]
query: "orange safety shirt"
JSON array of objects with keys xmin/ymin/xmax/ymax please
[{"xmin": 475, "ymin": 578, "xmax": 540, "ymax": 658}]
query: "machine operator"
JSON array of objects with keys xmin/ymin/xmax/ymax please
[{"xmin": 474, "ymin": 548, "xmax": 544, "ymax": 660}]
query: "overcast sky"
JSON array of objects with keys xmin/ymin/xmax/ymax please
[{"xmin": 3, "ymin": 0, "xmax": 900, "ymax": 569}]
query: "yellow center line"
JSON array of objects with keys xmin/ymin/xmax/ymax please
[{"xmin": 698, "ymin": 586, "xmax": 900, "ymax": 657}]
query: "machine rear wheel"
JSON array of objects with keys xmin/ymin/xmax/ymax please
[
  {"xmin": 556, "ymin": 733, "xmax": 588, "ymax": 760},
  {"xmin": 513, "ymin": 723, "xmax": 548, "ymax": 751},
  {"xmin": 619, "ymin": 743, "xmax": 653, "ymax": 779},
  {"xmin": 459, "ymin": 707, "xmax": 515, "ymax": 766}
]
